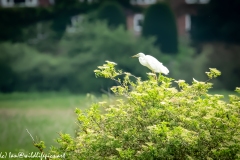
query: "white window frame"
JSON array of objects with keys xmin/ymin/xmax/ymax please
[
  {"xmin": 67, "ymin": 14, "xmax": 84, "ymax": 33},
  {"xmin": 185, "ymin": 0, "xmax": 210, "ymax": 4},
  {"xmin": 79, "ymin": 0, "xmax": 95, "ymax": 3},
  {"xmin": 131, "ymin": 0, "xmax": 156, "ymax": 5},
  {"xmin": 185, "ymin": 14, "xmax": 191, "ymax": 31},
  {"xmin": 199, "ymin": 0, "xmax": 210, "ymax": 4},
  {"xmin": 133, "ymin": 13, "xmax": 144, "ymax": 32},
  {"xmin": 144, "ymin": 0, "xmax": 156, "ymax": 5},
  {"xmin": 25, "ymin": 0, "xmax": 38, "ymax": 7},
  {"xmin": 185, "ymin": 0, "xmax": 198, "ymax": 4},
  {"xmin": 1, "ymin": 0, "xmax": 39, "ymax": 7},
  {"xmin": 1, "ymin": 0, "xmax": 14, "ymax": 7},
  {"xmin": 49, "ymin": 0, "xmax": 54, "ymax": 4}
]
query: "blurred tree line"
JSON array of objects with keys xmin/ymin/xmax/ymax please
[
  {"xmin": 191, "ymin": 0, "xmax": 240, "ymax": 44},
  {"xmin": 0, "ymin": 0, "xmax": 137, "ymax": 43},
  {"xmin": 142, "ymin": 2, "xmax": 178, "ymax": 53},
  {"xmin": 0, "ymin": 20, "xmax": 164, "ymax": 93},
  {"xmin": 0, "ymin": 0, "xmax": 240, "ymax": 93},
  {"xmin": 0, "ymin": 0, "xmax": 177, "ymax": 52}
]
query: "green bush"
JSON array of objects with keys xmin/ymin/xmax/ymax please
[
  {"xmin": 0, "ymin": 63, "xmax": 18, "ymax": 92},
  {"xmin": 59, "ymin": 19, "xmax": 163, "ymax": 92},
  {"xmin": 97, "ymin": 1, "xmax": 126, "ymax": 28},
  {"xmin": 0, "ymin": 20, "xmax": 164, "ymax": 93},
  {"xmin": 21, "ymin": 20, "xmax": 60, "ymax": 53},
  {"xmin": 45, "ymin": 61, "xmax": 240, "ymax": 159},
  {"xmin": 0, "ymin": 42, "xmax": 81, "ymax": 92},
  {"xmin": 142, "ymin": 2, "xmax": 178, "ymax": 54}
]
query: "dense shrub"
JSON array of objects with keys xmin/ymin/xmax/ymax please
[
  {"xmin": 45, "ymin": 61, "xmax": 240, "ymax": 159},
  {"xmin": 1, "ymin": 19, "xmax": 239, "ymax": 93},
  {"xmin": 59, "ymin": 19, "xmax": 164, "ymax": 92},
  {"xmin": 142, "ymin": 2, "xmax": 178, "ymax": 54},
  {"xmin": 0, "ymin": 43, "xmax": 76, "ymax": 92},
  {"xmin": 0, "ymin": 20, "xmax": 164, "ymax": 93},
  {"xmin": 0, "ymin": 63, "xmax": 18, "ymax": 92}
]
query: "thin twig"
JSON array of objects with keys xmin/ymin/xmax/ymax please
[
  {"xmin": 100, "ymin": 88, "xmax": 113, "ymax": 97},
  {"xmin": 26, "ymin": 129, "xmax": 49, "ymax": 160},
  {"xmin": 205, "ymin": 78, "xmax": 211, "ymax": 83},
  {"xmin": 26, "ymin": 129, "xmax": 35, "ymax": 142}
]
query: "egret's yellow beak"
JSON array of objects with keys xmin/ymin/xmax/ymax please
[{"xmin": 132, "ymin": 54, "xmax": 138, "ymax": 58}]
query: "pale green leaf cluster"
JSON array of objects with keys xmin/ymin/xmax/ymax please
[
  {"xmin": 51, "ymin": 61, "xmax": 240, "ymax": 159},
  {"xmin": 205, "ymin": 68, "xmax": 221, "ymax": 79},
  {"xmin": 94, "ymin": 61, "xmax": 120, "ymax": 79}
]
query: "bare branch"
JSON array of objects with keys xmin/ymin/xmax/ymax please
[{"xmin": 26, "ymin": 129, "xmax": 35, "ymax": 142}]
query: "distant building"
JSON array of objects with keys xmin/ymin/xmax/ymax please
[
  {"xmin": 169, "ymin": 0, "xmax": 210, "ymax": 36},
  {"xmin": 1, "ymin": 0, "xmax": 210, "ymax": 36},
  {"xmin": 127, "ymin": 0, "xmax": 210, "ymax": 36}
]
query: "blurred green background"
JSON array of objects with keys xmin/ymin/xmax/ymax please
[{"xmin": 0, "ymin": 0, "xmax": 240, "ymax": 153}]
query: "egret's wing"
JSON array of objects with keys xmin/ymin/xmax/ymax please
[{"xmin": 145, "ymin": 55, "xmax": 163, "ymax": 72}]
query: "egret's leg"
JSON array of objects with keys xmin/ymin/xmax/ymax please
[
  {"xmin": 153, "ymin": 71, "xmax": 157, "ymax": 81},
  {"xmin": 150, "ymin": 70, "xmax": 157, "ymax": 81}
]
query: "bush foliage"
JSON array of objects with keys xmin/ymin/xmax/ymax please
[
  {"xmin": 59, "ymin": 20, "xmax": 164, "ymax": 92},
  {"xmin": 0, "ymin": 42, "xmax": 76, "ymax": 92},
  {"xmin": 47, "ymin": 61, "xmax": 240, "ymax": 159},
  {"xmin": 0, "ymin": 20, "xmax": 163, "ymax": 93},
  {"xmin": 1, "ymin": 19, "xmax": 239, "ymax": 93}
]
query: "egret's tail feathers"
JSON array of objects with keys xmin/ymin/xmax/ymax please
[{"xmin": 162, "ymin": 66, "xmax": 169, "ymax": 75}]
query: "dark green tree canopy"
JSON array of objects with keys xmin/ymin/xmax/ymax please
[
  {"xmin": 97, "ymin": 1, "xmax": 126, "ymax": 28},
  {"xmin": 190, "ymin": 0, "xmax": 240, "ymax": 43},
  {"xmin": 142, "ymin": 2, "xmax": 178, "ymax": 54}
]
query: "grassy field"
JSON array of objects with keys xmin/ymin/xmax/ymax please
[
  {"xmin": 0, "ymin": 92, "xmax": 99, "ymax": 153},
  {"xmin": 0, "ymin": 90, "xmax": 238, "ymax": 156}
]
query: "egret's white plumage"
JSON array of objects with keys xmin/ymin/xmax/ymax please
[{"xmin": 132, "ymin": 52, "xmax": 169, "ymax": 75}]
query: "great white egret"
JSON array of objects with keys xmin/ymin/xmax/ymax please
[{"xmin": 132, "ymin": 52, "xmax": 169, "ymax": 75}]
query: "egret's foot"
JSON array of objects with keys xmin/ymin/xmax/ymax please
[{"xmin": 153, "ymin": 72, "xmax": 158, "ymax": 81}]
